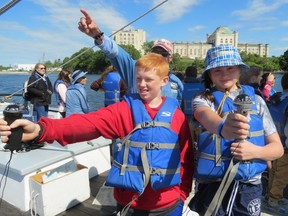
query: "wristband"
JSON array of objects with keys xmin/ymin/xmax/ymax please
[
  {"xmin": 32, "ymin": 123, "xmax": 43, "ymax": 142},
  {"xmin": 94, "ymin": 32, "xmax": 104, "ymax": 40},
  {"xmin": 217, "ymin": 119, "xmax": 225, "ymax": 138}
]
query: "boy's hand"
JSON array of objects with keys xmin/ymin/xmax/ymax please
[
  {"xmin": 0, "ymin": 118, "xmax": 40, "ymax": 143},
  {"xmin": 78, "ymin": 9, "xmax": 101, "ymax": 39}
]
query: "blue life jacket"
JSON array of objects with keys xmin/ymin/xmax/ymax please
[
  {"xmin": 195, "ymin": 85, "xmax": 267, "ymax": 181},
  {"xmin": 105, "ymin": 94, "xmax": 181, "ymax": 194},
  {"xmin": 182, "ymin": 81, "xmax": 204, "ymax": 115},
  {"xmin": 102, "ymin": 72, "xmax": 121, "ymax": 106},
  {"xmin": 268, "ymin": 92, "xmax": 288, "ymax": 145},
  {"xmin": 53, "ymin": 80, "xmax": 69, "ymax": 105}
]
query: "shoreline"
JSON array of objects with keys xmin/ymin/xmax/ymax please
[{"xmin": 0, "ymin": 71, "xmax": 30, "ymax": 74}]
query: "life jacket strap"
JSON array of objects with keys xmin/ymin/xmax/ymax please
[
  {"xmin": 112, "ymin": 160, "xmax": 180, "ymax": 175},
  {"xmin": 129, "ymin": 141, "xmax": 179, "ymax": 150},
  {"xmin": 205, "ymin": 158, "xmax": 240, "ymax": 216}
]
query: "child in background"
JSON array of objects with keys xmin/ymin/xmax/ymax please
[
  {"xmin": 266, "ymin": 73, "xmax": 288, "ymax": 215},
  {"xmin": 54, "ymin": 69, "xmax": 71, "ymax": 118},
  {"xmin": 188, "ymin": 44, "xmax": 283, "ymax": 216},
  {"xmin": 259, "ymin": 72, "xmax": 276, "ymax": 102},
  {"xmin": 0, "ymin": 53, "xmax": 194, "ymax": 216}
]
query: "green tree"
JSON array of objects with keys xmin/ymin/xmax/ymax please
[
  {"xmin": 279, "ymin": 50, "xmax": 288, "ymax": 71},
  {"xmin": 142, "ymin": 41, "xmax": 154, "ymax": 54},
  {"xmin": 120, "ymin": 44, "xmax": 141, "ymax": 60},
  {"xmin": 62, "ymin": 47, "xmax": 94, "ymax": 72},
  {"xmin": 88, "ymin": 50, "xmax": 110, "ymax": 73},
  {"xmin": 191, "ymin": 58, "xmax": 205, "ymax": 73}
]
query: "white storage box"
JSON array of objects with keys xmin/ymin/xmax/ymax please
[{"xmin": 29, "ymin": 163, "xmax": 90, "ymax": 216}]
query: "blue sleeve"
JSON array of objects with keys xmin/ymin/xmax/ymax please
[
  {"xmin": 79, "ymin": 88, "xmax": 89, "ymax": 113},
  {"xmin": 97, "ymin": 35, "xmax": 137, "ymax": 93},
  {"xmin": 168, "ymin": 73, "xmax": 184, "ymax": 105}
]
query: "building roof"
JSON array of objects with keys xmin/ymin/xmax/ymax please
[{"xmin": 212, "ymin": 26, "xmax": 233, "ymax": 35}]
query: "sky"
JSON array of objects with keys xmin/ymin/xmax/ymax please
[{"xmin": 1, "ymin": 0, "xmax": 288, "ymax": 67}]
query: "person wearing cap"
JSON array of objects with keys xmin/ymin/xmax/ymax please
[
  {"xmin": 78, "ymin": 9, "xmax": 184, "ymax": 106},
  {"xmin": 66, "ymin": 70, "xmax": 89, "ymax": 117},
  {"xmin": 188, "ymin": 44, "xmax": 283, "ymax": 215}
]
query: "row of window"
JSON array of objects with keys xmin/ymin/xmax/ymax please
[
  {"xmin": 175, "ymin": 49, "xmax": 208, "ymax": 56},
  {"xmin": 175, "ymin": 48, "xmax": 266, "ymax": 56},
  {"xmin": 119, "ymin": 33, "xmax": 134, "ymax": 36}
]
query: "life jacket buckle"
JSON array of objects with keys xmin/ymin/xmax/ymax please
[
  {"xmin": 240, "ymin": 160, "xmax": 251, "ymax": 164},
  {"xmin": 141, "ymin": 121, "xmax": 155, "ymax": 128},
  {"xmin": 151, "ymin": 168, "xmax": 161, "ymax": 175},
  {"xmin": 146, "ymin": 142, "xmax": 159, "ymax": 150}
]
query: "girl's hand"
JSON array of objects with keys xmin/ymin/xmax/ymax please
[
  {"xmin": 230, "ymin": 140, "xmax": 257, "ymax": 161},
  {"xmin": 221, "ymin": 113, "xmax": 250, "ymax": 140}
]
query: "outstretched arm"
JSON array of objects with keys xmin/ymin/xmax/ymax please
[{"xmin": 78, "ymin": 9, "xmax": 137, "ymax": 93}]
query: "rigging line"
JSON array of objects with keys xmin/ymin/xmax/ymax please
[
  {"xmin": 0, "ymin": 0, "xmax": 21, "ymax": 16},
  {"xmin": 2, "ymin": 0, "xmax": 168, "ymax": 101},
  {"xmin": 58, "ymin": 0, "xmax": 169, "ymax": 70}
]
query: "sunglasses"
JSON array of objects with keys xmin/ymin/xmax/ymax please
[
  {"xmin": 40, "ymin": 67, "xmax": 46, "ymax": 70},
  {"xmin": 151, "ymin": 50, "xmax": 170, "ymax": 58}
]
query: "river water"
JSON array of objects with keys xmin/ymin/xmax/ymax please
[
  {"xmin": 0, "ymin": 73, "xmax": 105, "ymax": 111},
  {"xmin": 0, "ymin": 72, "xmax": 284, "ymax": 112}
]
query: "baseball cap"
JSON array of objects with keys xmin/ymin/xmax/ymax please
[{"xmin": 152, "ymin": 39, "xmax": 173, "ymax": 54}]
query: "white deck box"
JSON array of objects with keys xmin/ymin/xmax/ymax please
[{"xmin": 29, "ymin": 163, "xmax": 90, "ymax": 216}]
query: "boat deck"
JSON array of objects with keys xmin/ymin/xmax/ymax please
[
  {"xmin": 0, "ymin": 170, "xmax": 280, "ymax": 216},
  {"xmin": 0, "ymin": 170, "xmax": 117, "ymax": 216}
]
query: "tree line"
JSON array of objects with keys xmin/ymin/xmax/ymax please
[{"xmin": 2, "ymin": 42, "xmax": 288, "ymax": 74}]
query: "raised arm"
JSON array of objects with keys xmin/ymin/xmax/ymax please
[{"xmin": 78, "ymin": 9, "xmax": 137, "ymax": 93}]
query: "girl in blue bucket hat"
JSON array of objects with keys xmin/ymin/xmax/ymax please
[
  {"xmin": 188, "ymin": 44, "xmax": 283, "ymax": 216},
  {"xmin": 66, "ymin": 70, "xmax": 89, "ymax": 117}
]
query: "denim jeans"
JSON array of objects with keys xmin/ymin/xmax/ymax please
[{"xmin": 34, "ymin": 105, "xmax": 48, "ymax": 121}]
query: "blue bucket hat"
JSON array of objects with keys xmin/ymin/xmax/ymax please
[
  {"xmin": 71, "ymin": 70, "xmax": 87, "ymax": 84},
  {"xmin": 203, "ymin": 44, "xmax": 249, "ymax": 76}
]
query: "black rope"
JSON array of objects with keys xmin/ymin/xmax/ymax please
[{"xmin": 0, "ymin": 151, "xmax": 13, "ymax": 208}]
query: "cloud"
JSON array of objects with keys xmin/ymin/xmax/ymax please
[
  {"xmin": 32, "ymin": 0, "xmax": 130, "ymax": 34},
  {"xmin": 188, "ymin": 25, "xmax": 205, "ymax": 32},
  {"xmin": 0, "ymin": 0, "xmax": 133, "ymax": 65},
  {"xmin": 232, "ymin": 0, "xmax": 288, "ymax": 20},
  {"xmin": 249, "ymin": 26, "xmax": 276, "ymax": 31},
  {"xmin": 280, "ymin": 37, "xmax": 288, "ymax": 41},
  {"xmin": 282, "ymin": 21, "xmax": 288, "ymax": 26},
  {"xmin": 153, "ymin": 0, "xmax": 201, "ymax": 23}
]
